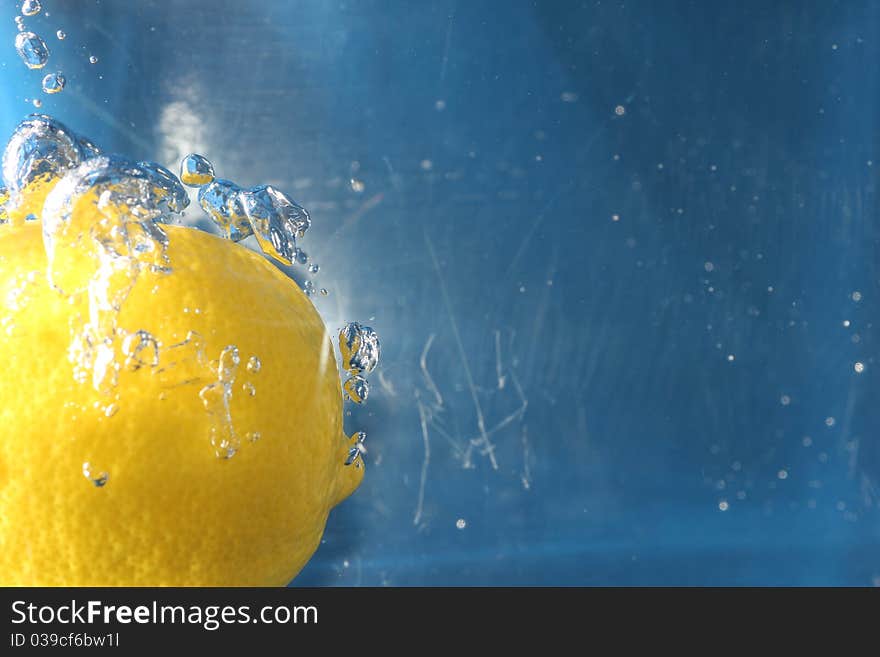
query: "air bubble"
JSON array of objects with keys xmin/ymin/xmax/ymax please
[
  {"xmin": 242, "ymin": 381, "xmax": 256, "ymax": 396},
  {"xmin": 240, "ymin": 185, "xmax": 310, "ymax": 265},
  {"xmin": 15, "ymin": 32, "xmax": 49, "ymax": 69},
  {"xmin": 246, "ymin": 431, "xmax": 261, "ymax": 443},
  {"xmin": 104, "ymin": 403, "xmax": 119, "ymax": 418},
  {"xmin": 308, "ymin": 264, "xmax": 319, "ymax": 274},
  {"xmin": 21, "ymin": 0, "xmax": 41, "ymax": 17},
  {"xmin": 56, "ymin": 30, "xmax": 66, "ymax": 40},
  {"xmin": 122, "ymin": 330, "xmax": 160, "ymax": 370},
  {"xmin": 343, "ymin": 375, "xmax": 369, "ymax": 404},
  {"xmin": 89, "ymin": 55, "xmax": 98, "ymax": 64},
  {"xmin": 82, "ymin": 462, "xmax": 108, "ymax": 487},
  {"xmin": 41, "ymin": 71, "xmax": 66, "ymax": 94},
  {"xmin": 344, "ymin": 430, "xmax": 367, "ymax": 466},
  {"xmin": 246, "ymin": 355, "xmax": 261, "ymax": 374},
  {"xmin": 339, "ymin": 322, "xmax": 380, "ymax": 374},
  {"xmin": 197, "ymin": 179, "xmax": 252, "ymax": 241},
  {"xmin": 179, "ymin": 153, "xmax": 215, "ymax": 187}
]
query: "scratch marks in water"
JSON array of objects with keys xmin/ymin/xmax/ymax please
[
  {"xmin": 414, "ymin": 394, "xmax": 432, "ymax": 526},
  {"xmin": 420, "ymin": 333, "xmax": 444, "ymax": 407},
  {"xmin": 521, "ymin": 425, "xmax": 532, "ymax": 491},
  {"xmin": 439, "ymin": 6, "xmax": 456, "ymax": 83},
  {"xmin": 495, "ymin": 329, "xmax": 506, "ymax": 390},
  {"xmin": 425, "ymin": 231, "xmax": 497, "ymax": 470}
]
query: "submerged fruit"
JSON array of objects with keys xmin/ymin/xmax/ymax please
[
  {"xmin": 0, "ymin": 114, "xmax": 368, "ymax": 586},
  {"xmin": 0, "ymin": 210, "xmax": 363, "ymax": 586}
]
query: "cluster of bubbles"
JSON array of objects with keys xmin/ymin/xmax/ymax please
[
  {"xmin": 339, "ymin": 322, "xmax": 380, "ymax": 403},
  {"xmin": 338, "ymin": 323, "xmax": 380, "ymax": 467},
  {"xmin": 179, "ymin": 153, "xmax": 314, "ymax": 269},
  {"xmin": 1, "ymin": 112, "xmax": 380, "ymax": 474},
  {"xmin": 12, "ymin": 1, "xmax": 68, "ymax": 99}
]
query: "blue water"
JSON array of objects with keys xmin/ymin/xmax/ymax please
[{"xmin": 2, "ymin": 0, "xmax": 879, "ymax": 585}]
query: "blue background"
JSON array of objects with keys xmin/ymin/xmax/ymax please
[{"xmin": 2, "ymin": 0, "xmax": 879, "ymax": 585}]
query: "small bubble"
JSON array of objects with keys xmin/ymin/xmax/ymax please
[
  {"xmin": 803, "ymin": 436, "xmax": 813, "ymax": 447},
  {"xmin": 246, "ymin": 356, "xmax": 261, "ymax": 374},
  {"xmin": 56, "ymin": 29, "xmax": 66, "ymax": 40},
  {"xmin": 104, "ymin": 403, "xmax": 119, "ymax": 418},
  {"xmin": 727, "ymin": 354, "xmax": 735, "ymax": 362},
  {"xmin": 614, "ymin": 104, "xmax": 626, "ymax": 116},
  {"xmin": 843, "ymin": 320, "xmax": 851, "ymax": 328},
  {"xmin": 308, "ymin": 264, "xmax": 320, "ymax": 274},
  {"xmin": 435, "ymin": 99, "xmax": 446, "ymax": 111},
  {"xmin": 855, "ymin": 362, "xmax": 865, "ymax": 373},
  {"xmin": 420, "ymin": 159, "xmax": 433, "ymax": 171},
  {"xmin": 718, "ymin": 500, "xmax": 729, "ymax": 511},
  {"xmin": 611, "ymin": 214, "xmax": 620, "ymax": 222},
  {"xmin": 560, "ymin": 91, "xmax": 578, "ymax": 102},
  {"xmin": 89, "ymin": 55, "xmax": 98, "ymax": 64},
  {"xmin": 704, "ymin": 261, "xmax": 715, "ymax": 272},
  {"xmin": 246, "ymin": 431, "xmax": 261, "ymax": 443},
  {"xmin": 825, "ymin": 416, "xmax": 836, "ymax": 427},
  {"xmin": 349, "ymin": 178, "xmax": 365, "ymax": 193},
  {"xmin": 82, "ymin": 462, "xmax": 108, "ymax": 487},
  {"xmin": 242, "ymin": 381, "xmax": 256, "ymax": 396},
  {"xmin": 777, "ymin": 469, "xmax": 788, "ymax": 480},
  {"xmin": 456, "ymin": 518, "xmax": 467, "ymax": 529},
  {"xmin": 320, "ymin": 288, "xmax": 328, "ymax": 296},
  {"xmin": 179, "ymin": 153, "xmax": 215, "ymax": 187},
  {"xmin": 852, "ymin": 290, "xmax": 862, "ymax": 302},
  {"xmin": 343, "ymin": 375, "xmax": 370, "ymax": 404},
  {"xmin": 780, "ymin": 395, "xmax": 791, "ymax": 406},
  {"xmin": 41, "ymin": 71, "xmax": 66, "ymax": 94},
  {"xmin": 21, "ymin": 0, "xmax": 41, "ymax": 17},
  {"xmin": 344, "ymin": 431, "xmax": 367, "ymax": 466},
  {"xmin": 32, "ymin": 98, "xmax": 41, "ymax": 108}
]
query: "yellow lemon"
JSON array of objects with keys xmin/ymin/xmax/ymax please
[{"xmin": 0, "ymin": 219, "xmax": 363, "ymax": 586}]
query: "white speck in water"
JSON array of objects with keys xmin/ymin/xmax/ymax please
[
  {"xmin": 803, "ymin": 436, "xmax": 813, "ymax": 447},
  {"xmin": 349, "ymin": 178, "xmax": 365, "ymax": 193},
  {"xmin": 614, "ymin": 104, "xmax": 626, "ymax": 116},
  {"xmin": 104, "ymin": 403, "xmax": 119, "ymax": 418},
  {"xmin": 825, "ymin": 416, "xmax": 836, "ymax": 427},
  {"xmin": 32, "ymin": 98, "xmax": 41, "ymax": 108},
  {"xmin": 435, "ymin": 99, "xmax": 446, "ymax": 111},
  {"xmin": 727, "ymin": 354, "xmax": 735, "ymax": 362},
  {"xmin": 852, "ymin": 291, "xmax": 862, "ymax": 302},
  {"xmin": 611, "ymin": 214, "xmax": 620, "ymax": 222},
  {"xmin": 420, "ymin": 159, "xmax": 433, "ymax": 171},
  {"xmin": 704, "ymin": 261, "xmax": 715, "ymax": 272},
  {"xmin": 777, "ymin": 469, "xmax": 788, "ymax": 480},
  {"xmin": 718, "ymin": 500, "xmax": 729, "ymax": 511},
  {"xmin": 56, "ymin": 30, "xmax": 66, "ymax": 40},
  {"xmin": 89, "ymin": 55, "xmax": 98, "ymax": 64},
  {"xmin": 560, "ymin": 91, "xmax": 578, "ymax": 102},
  {"xmin": 842, "ymin": 319, "xmax": 851, "ymax": 327},
  {"xmin": 456, "ymin": 518, "xmax": 467, "ymax": 529},
  {"xmin": 780, "ymin": 395, "xmax": 791, "ymax": 406},
  {"xmin": 854, "ymin": 362, "xmax": 865, "ymax": 373}
]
